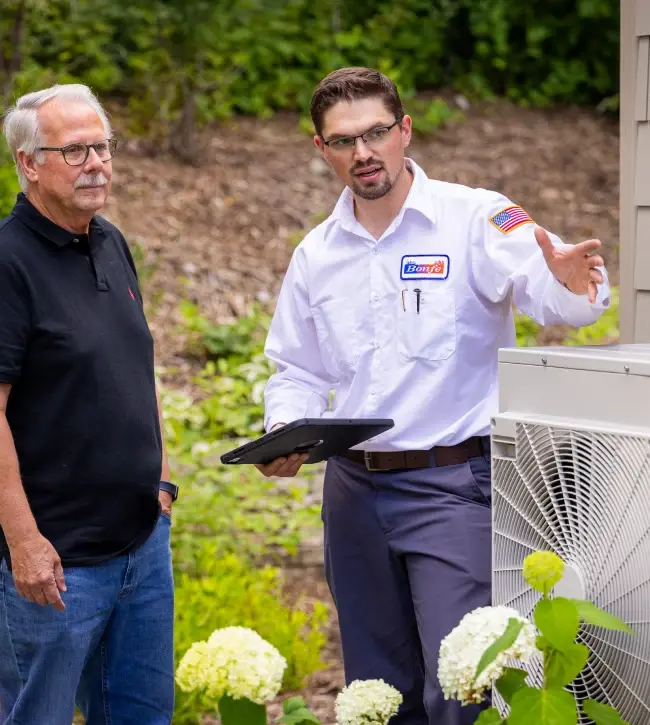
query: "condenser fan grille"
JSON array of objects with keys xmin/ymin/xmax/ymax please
[{"xmin": 492, "ymin": 422, "xmax": 650, "ymax": 724}]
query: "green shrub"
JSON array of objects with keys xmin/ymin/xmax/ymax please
[
  {"xmin": 165, "ymin": 440, "xmax": 321, "ymax": 566},
  {"xmin": 0, "ymin": 143, "xmax": 19, "ymax": 218},
  {"xmin": 2, "ymin": 0, "xmax": 620, "ymax": 147},
  {"xmin": 515, "ymin": 287, "xmax": 620, "ymax": 348},
  {"xmin": 173, "ymin": 545, "xmax": 328, "ymax": 724}
]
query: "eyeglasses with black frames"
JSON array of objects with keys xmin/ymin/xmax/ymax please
[
  {"xmin": 322, "ymin": 120, "xmax": 401, "ymax": 153},
  {"xmin": 37, "ymin": 138, "xmax": 118, "ymax": 166}
]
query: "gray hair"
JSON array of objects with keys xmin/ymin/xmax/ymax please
[{"xmin": 2, "ymin": 84, "xmax": 112, "ymax": 192}]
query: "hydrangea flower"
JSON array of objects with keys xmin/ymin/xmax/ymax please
[
  {"xmin": 335, "ymin": 679, "xmax": 403, "ymax": 725},
  {"xmin": 522, "ymin": 551, "xmax": 565, "ymax": 594},
  {"xmin": 175, "ymin": 626, "xmax": 287, "ymax": 705},
  {"xmin": 438, "ymin": 606, "xmax": 538, "ymax": 705}
]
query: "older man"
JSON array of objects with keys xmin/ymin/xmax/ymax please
[{"xmin": 0, "ymin": 85, "xmax": 177, "ymax": 724}]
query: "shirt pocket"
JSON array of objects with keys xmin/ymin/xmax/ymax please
[
  {"xmin": 398, "ymin": 288, "xmax": 456, "ymax": 362},
  {"xmin": 312, "ymin": 299, "xmax": 361, "ymax": 371}
]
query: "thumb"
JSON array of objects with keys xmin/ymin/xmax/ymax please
[
  {"xmin": 534, "ymin": 225, "xmax": 555, "ymax": 260},
  {"xmin": 53, "ymin": 559, "xmax": 66, "ymax": 592}
]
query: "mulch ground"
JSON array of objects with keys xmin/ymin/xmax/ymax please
[{"xmin": 98, "ymin": 97, "xmax": 619, "ymax": 724}]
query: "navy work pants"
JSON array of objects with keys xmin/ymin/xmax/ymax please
[{"xmin": 322, "ymin": 445, "xmax": 492, "ymax": 725}]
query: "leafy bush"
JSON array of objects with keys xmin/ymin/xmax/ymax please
[
  {"xmin": 0, "ymin": 143, "xmax": 19, "ymax": 218},
  {"xmin": 173, "ymin": 545, "xmax": 328, "ymax": 724},
  {"xmin": 515, "ymin": 287, "xmax": 620, "ymax": 348},
  {"xmin": 1, "ymin": 0, "xmax": 620, "ymax": 149}
]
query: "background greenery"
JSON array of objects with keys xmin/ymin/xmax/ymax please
[
  {"xmin": 1, "ymin": 1, "xmax": 621, "ymax": 720},
  {"xmin": 1, "ymin": 0, "xmax": 619, "ymax": 162}
]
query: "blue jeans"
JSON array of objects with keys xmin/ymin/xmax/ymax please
[{"xmin": 0, "ymin": 513, "xmax": 174, "ymax": 725}]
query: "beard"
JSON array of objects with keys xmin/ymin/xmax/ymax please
[{"xmin": 348, "ymin": 161, "xmax": 394, "ymax": 200}]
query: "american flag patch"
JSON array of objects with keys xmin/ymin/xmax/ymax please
[{"xmin": 489, "ymin": 205, "xmax": 534, "ymax": 234}]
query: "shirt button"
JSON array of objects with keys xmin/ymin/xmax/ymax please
[
  {"xmin": 373, "ymin": 248, "xmax": 379, "ymax": 255},
  {"xmin": 374, "ymin": 340, "xmax": 380, "ymax": 349},
  {"xmin": 372, "ymin": 293, "xmax": 379, "ymax": 301},
  {"xmin": 370, "ymin": 389, "xmax": 376, "ymax": 395},
  {"xmin": 72, "ymin": 238, "xmax": 79, "ymax": 244}
]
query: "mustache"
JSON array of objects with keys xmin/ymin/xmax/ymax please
[
  {"xmin": 350, "ymin": 160, "xmax": 383, "ymax": 173},
  {"xmin": 75, "ymin": 173, "xmax": 108, "ymax": 189}
]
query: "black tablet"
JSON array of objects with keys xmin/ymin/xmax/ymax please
[{"xmin": 220, "ymin": 418, "xmax": 395, "ymax": 465}]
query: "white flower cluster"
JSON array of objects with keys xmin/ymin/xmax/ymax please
[
  {"xmin": 175, "ymin": 626, "xmax": 287, "ymax": 705},
  {"xmin": 438, "ymin": 606, "xmax": 538, "ymax": 705},
  {"xmin": 335, "ymin": 679, "xmax": 403, "ymax": 725}
]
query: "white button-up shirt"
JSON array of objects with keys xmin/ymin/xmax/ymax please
[{"xmin": 263, "ymin": 159, "xmax": 611, "ymax": 451}]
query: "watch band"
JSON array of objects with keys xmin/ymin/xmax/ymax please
[{"xmin": 159, "ymin": 479, "xmax": 179, "ymax": 502}]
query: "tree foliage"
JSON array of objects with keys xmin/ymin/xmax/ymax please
[{"xmin": 0, "ymin": 0, "xmax": 620, "ymax": 155}]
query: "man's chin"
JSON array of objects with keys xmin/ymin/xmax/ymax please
[
  {"xmin": 351, "ymin": 181, "xmax": 391, "ymax": 200},
  {"xmin": 74, "ymin": 187, "xmax": 107, "ymax": 211}
]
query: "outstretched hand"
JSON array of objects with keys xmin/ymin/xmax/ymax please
[{"xmin": 535, "ymin": 226, "xmax": 604, "ymax": 304}]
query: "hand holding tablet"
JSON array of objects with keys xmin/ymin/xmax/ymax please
[{"xmin": 220, "ymin": 418, "xmax": 395, "ymax": 474}]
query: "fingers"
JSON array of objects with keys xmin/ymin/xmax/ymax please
[
  {"xmin": 534, "ymin": 226, "xmax": 555, "ymax": 260},
  {"xmin": 29, "ymin": 586, "xmax": 48, "ymax": 606},
  {"xmin": 575, "ymin": 238, "xmax": 602, "ymax": 256},
  {"xmin": 587, "ymin": 254, "xmax": 604, "ymax": 269},
  {"xmin": 54, "ymin": 559, "xmax": 67, "ymax": 593},
  {"xmin": 255, "ymin": 453, "xmax": 309, "ymax": 478},
  {"xmin": 588, "ymin": 280, "xmax": 598, "ymax": 304},
  {"xmin": 42, "ymin": 579, "xmax": 66, "ymax": 611},
  {"xmin": 589, "ymin": 268, "xmax": 603, "ymax": 284},
  {"xmin": 23, "ymin": 575, "xmax": 65, "ymax": 611}
]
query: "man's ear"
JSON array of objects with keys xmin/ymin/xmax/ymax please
[
  {"xmin": 17, "ymin": 149, "xmax": 39, "ymax": 184},
  {"xmin": 313, "ymin": 135, "xmax": 332, "ymax": 167},
  {"xmin": 400, "ymin": 115, "xmax": 413, "ymax": 149}
]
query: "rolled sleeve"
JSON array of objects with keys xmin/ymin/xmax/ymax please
[
  {"xmin": 472, "ymin": 193, "xmax": 611, "ymax": 327},
  {"xmin": 0, "ymin": 256, "xmax": 31, "ymax": 383}
]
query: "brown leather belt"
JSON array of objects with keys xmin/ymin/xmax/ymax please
[{"xmin": 339, "ymin": 436, "xmax": 489, "ymax": 472}]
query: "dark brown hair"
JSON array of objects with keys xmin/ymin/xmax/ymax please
[{"xmin": 310, "ymin": 67, "xmax": 404, "ymax": 137}]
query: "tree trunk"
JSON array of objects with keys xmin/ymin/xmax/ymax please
[{"xmin": 3, "ymin": 0, "xmax": 27, "ymax": 104}]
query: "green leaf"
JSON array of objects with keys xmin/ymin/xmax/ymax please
[
  {"xmin": 279, "ymin": 696, "xmax": 322, "ymax": 725},
  {"xmin": 475, "ymin": 618, "xmax": 524, "ymax": 679},
  {"xmin": 219, "ymin": 694, "xmax": 267, "ymax": 725},
  {"xmin": 475, "ymin": 707, "xmax": 505, "ymax": 724},
  {"xmin": 534, "ymin": 598, "xmax": 580, "ymax": 652},
  {"xmin": 573, "ymin": 601, "xmax": 634, "ymax": 635},
  {"xmin": 283, "ymin": 697, "xmax": 309, "ymax": 714},
  {"xmin": 545, "ymin": 642, "xmax": 589, "ymax": 687},
  {"xmin": 508, "ymin": 687, "xmax": 578, "ymax": 725},
  {"xmin": 582, "ymin": 699, "xmax": 630, "ymax": 725},
  {"xmin": 495, "ymin": 667, "xmax": 528, "ymax": 705}
]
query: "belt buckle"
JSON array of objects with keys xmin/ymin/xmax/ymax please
[{"xmin": 364, "ymin": 451, "xmax": 380, "ymax": 471}]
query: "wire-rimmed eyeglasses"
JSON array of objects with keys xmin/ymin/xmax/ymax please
[
  {"xmin": 37, "ymin": 138, "xmax": 118, "ymax": 166},
  {"xmin": 322, "ymin": 120, "xmax": 401, "ymax": 153}
]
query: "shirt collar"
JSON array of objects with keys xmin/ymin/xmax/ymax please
[
  {"xmin": 328, "ymin": 157, "xmax": 436, "ymax": 236},
  {"xmin": 11, "ymin": 192, "xmax": 105, "ymax": 247}
]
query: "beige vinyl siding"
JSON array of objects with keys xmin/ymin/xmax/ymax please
[{"xmin": 621, "ymin": 0, "xmax": 650, "ymax": 341}]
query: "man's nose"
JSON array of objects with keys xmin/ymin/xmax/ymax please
[
  {"xmin": 352, "ymin": 136, "xmax": 373, "ymax": 162},
  {"xmin": 83, "ymin": 147, "xmax": 104, "ymax": 173}
]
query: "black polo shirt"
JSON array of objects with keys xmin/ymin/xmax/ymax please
[{"xmin": 0, "ymin": 193, "xmax": 162, "ymax": 566}]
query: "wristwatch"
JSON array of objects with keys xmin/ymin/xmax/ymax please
[{"xmin": 159, "ymin": 479, "xmax": 179, "ymax": 502}]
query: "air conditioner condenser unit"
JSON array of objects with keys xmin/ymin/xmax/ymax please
[{"xmin": 491, "ymin": 344, "xmax": 650, "ymax": 724}]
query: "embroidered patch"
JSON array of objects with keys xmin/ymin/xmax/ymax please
[
  {"xmin": 400, "ymin": 254, "xmax": 449, "ymax": 280},
  {"xmin": 489, "ymin": 205, "xmax": 534, "ymax": 234}
]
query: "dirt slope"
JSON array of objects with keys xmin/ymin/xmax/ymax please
[{"xmin": 101, "ymin": 100, "xmax": 619, "ymax": 386}]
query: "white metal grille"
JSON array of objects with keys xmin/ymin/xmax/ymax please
[{"xmin": 492, "ymin": 422, "xmax": 650, "ymax": 724}]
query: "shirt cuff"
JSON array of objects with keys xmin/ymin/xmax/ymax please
[{"xmin": 548, "ymin": 275, "xmax": 610, "ymax": 325}]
